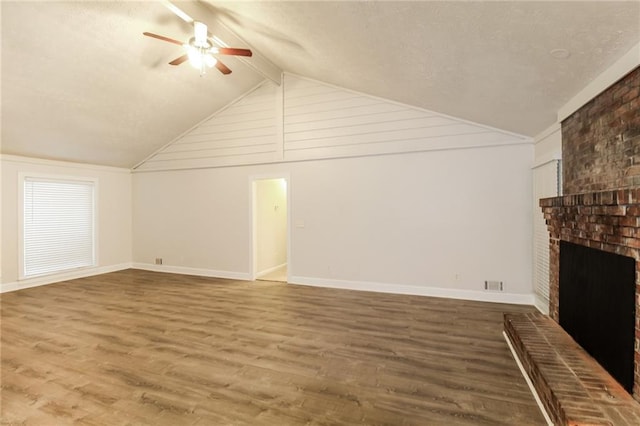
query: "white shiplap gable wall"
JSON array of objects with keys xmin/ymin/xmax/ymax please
[
  {"xmin": 135, "ymin": 81, "xmax": 279, "ymax": 171},
  {"xmin": 283, "ymin": 75, "xmax": 529, "ymax": 161},
  {"xmin": 135, "ymin": 74, "xmax": 530, "ymax": 171}
]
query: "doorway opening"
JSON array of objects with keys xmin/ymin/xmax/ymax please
[{"xmin": 251, "ymin": 176, "xmax": 289, "ymax": 282}]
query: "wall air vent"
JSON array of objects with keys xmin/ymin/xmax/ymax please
[{"xmin": 484, "ymin": 280, "xmax": 503, "ymax": 291}]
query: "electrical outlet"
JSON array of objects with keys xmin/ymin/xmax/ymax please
[
  {"xmin": 484, "ymin": 280, "xmax": 503, "ymax": 291},
  {"xmin": 155, "ymin": 258, "xmax": 163, "ymax": 265}
]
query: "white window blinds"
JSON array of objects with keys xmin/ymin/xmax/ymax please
[
  {"xmin": 532, "ymin": 160, "xmax": 561, "ymax": 313},
  {"xmin": 23, "ymin": 177, "xmax": 95, "ymax": 278}
]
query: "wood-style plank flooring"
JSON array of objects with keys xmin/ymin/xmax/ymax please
[{"xmin": 1, "ymin": 270, "xmax": 545, "ymax": 425}]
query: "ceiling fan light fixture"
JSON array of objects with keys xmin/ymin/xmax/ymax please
[
  {"xmin": 187, "ymin": 46, "xmax": 203, "ymax": 69},
  {"xmin": 204, "ymin": 54, "xmax": 217, "ymax": 68},
  {"xmin": 187, "ymin": 46, "xmax": 217, "ymax": 74}
]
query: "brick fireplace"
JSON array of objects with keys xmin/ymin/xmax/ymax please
[{"xmin": 541, "ymin": 65, "xmax": 640, "ymax": 400}]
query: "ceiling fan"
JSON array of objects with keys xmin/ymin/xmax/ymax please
[{"xmin": 143, "ymin": 20, "xmax": 252, "ymax": 76}]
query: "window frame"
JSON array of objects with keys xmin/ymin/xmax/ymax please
[{"xmin": 18, "ymin": 173, "xmax": 99, "ymax": 280}]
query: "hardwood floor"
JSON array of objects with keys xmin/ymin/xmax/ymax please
[{"xmin": 1, "ymin": 270, "xmax": 545, "ymax": 425}]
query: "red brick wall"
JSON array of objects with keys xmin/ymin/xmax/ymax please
[{"xmin": 562, "ymin": 66, "xmax": 640, "ymax": 194}]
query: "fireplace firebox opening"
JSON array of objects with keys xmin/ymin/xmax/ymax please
[{"xmin": 559, "ymin": 240, "xmax": 636, "ymax": 394}]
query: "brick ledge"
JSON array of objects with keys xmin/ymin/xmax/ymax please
[{"xmin": 505, "ymin": 312, "xmax": 640, "ymax": 425}]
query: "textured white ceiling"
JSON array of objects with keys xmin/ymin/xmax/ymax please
[
  {"xmin": 211, "ymin": 0, "xmax": 640, "ymax": 136},
  {"xmin": 1, "ymin": 1, "xmax": 264, "ymax": 167},
  {"xmin": 2, "ymin": 1, "xmax": 639, "ymax": 168}
]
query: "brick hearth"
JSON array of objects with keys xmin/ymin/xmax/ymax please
[{"xmin": 505, "ymin": 312, "xmax": 640, "ymax": 425}]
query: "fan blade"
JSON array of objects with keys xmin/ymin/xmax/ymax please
[
  {"xmin": 143, "ymin": 32, "xmax": 184, "ymax": 46},
  {"xmin": 169, "ymin": 54, "xmax": 189, "ymax": 66},
  {"xmin": 218, "ymin": 47, "xmax": 252, "ymax": 57},
  {"xmin": 215, "ymin": 60, "xmax": 232, "ymax": 75}
]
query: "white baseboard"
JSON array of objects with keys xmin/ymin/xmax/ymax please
[
  {"xmin": 289, "ymin": 276, "xmax": 536, "ymax": 305},
  {"xmin": 0, "ymin": 263, "xmax": 132, "ymax": 293},
  {"xmin": 131, "ymin": 263, "xmax": 251, "ymax": 281},
  {"xmin": 1, "ymin": 265, "xmax": 535, "ymax": 305},
  {"xmin": 256, "ymin": 262, "xmax": 287, "ymax": 279}
]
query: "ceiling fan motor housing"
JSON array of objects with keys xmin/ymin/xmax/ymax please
[{"xmin": 193, "ymin": 21, "xmax": 209, "ymax": 47}]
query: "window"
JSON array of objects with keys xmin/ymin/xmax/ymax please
[{"xmin": 22, "ymin": 176, "xmax": 96, "ymax": 278}]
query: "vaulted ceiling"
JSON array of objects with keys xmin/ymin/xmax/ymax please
[{"xmin": 2, "ymin": 1, "xmax": 639, "ymax": 168}]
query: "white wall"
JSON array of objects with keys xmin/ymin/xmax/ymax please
[
  {"xmin": 132, "ymin": 166, "xmax": 249, "ymax": 279},
  {"xmin": 133, "ymin": 142, "xmax": 534, "ymax": 304},
  {"xmin": 255, "ymin": 178, "xmax": 287, "ymax": 275},
  {"xmin": 1, "ymin": 155, "xmax": 132, "ymax": 291},
  {"xmin": 534, "ymin": 123, "xmax": 562, "ymax": 167},
  {"xmin": 131, "ymin": 72, "xmax": 534, "ymax": 303}
]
